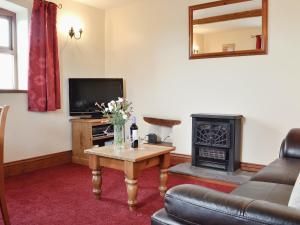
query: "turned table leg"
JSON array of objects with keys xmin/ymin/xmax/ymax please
[
  {"xmin": 159, "ymin": 169, "xmax": 168, "ymax": 196},
  {"xmin": 125, "ymin": 177, "xmax": 138, "ymax": 211},
  {"xmin": 159, "ymin": 153, "xmax": 171, "ymax": 196},
  {"xmin": 124, "ymin": 161, "xmax": 139, "ymax": 211},
  {"xmin": 92, "ymin": 170, "xmax": 102, "ymax": 199},
  {"xmin": 89, "ymin": 155, "xmax": 102, "ymax": 200}
]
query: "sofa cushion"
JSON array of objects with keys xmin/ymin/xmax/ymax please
[
  {"xmin": 288, "ymin": 173, "xmax": 300, "ymax": 209},
  {"xmin": 251, "ymin": 158, "xmax": 300, "ymax": 185},
  {"xmin": 231, "ymin": 181, "xmax": 293, "ymax": 205}
]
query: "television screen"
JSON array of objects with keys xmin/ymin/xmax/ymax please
[{"xmin": 69, "ymin": 78, "xmax": 123, "ymax": 117}]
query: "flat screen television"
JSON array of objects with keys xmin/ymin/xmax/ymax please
[{"xmin": 69, "ymin": 78, "xmax": 123, "ymax": 117}]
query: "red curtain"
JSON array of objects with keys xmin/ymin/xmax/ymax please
[
  {"xmin": 28, "ymin": 0, "xmax": 61, "ymax": 112},
  {"xmin": 255, "ymin": 35, "xmax": 262, "ymax": 50}
]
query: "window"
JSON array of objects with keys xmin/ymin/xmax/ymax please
[{"xmin": 0, "ymin": 8, "xmax": 17, "ymax": 90}]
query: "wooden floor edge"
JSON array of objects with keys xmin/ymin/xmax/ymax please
[
  {"xmin": 170, "ymin": 173, "xmax": 239, "ymax": 189},
  {"xmin": 4, "ymin": 151, "xmax": 72, "ymax": 178},
  {"xmin": 170, "ymin": 153, "xmax": 265, "ymax": 172},
  {"xmin": 240, "ymin": 162, "xmax": 265, "ymax": 172}
]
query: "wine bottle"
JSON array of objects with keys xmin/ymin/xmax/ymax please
[{"xmin": 130, "ymin": 116, "xmax": 138, "ymax": 148}]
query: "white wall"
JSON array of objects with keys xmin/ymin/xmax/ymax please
[
  {"xmin": 0, "ymin": 0, "xmax": 105, "ymax": 162},
  {"xmin": 105, "ymin": 0, "xmax": 300, "ymax": 165}
]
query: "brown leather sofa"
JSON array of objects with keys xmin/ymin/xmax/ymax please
[{"xmin": 151, "ymin": 129, "xmax": 300, "ymax": 225}]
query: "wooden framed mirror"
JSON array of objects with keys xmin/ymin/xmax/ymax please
[{"xmin": 189, "ymin": 0, "xmax": 268, "ymax": 59}]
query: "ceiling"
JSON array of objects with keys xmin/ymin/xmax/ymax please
[{"xmin": 72, "ymin": 0, "xmax": 134, "ymax": 10}]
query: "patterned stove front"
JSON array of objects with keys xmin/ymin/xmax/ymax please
[{"xmin": 191, "ymin": 114, "xmax": 243, "ymax": 172}]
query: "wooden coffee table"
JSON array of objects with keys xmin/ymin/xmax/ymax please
[{"xmin": 84, "ymin": 144, "xmax": 175, "ymax": 210}]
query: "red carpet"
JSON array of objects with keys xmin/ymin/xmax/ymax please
[{"xmin": 1, "ymin": 164, "xmax": 234, "ymax": 225}]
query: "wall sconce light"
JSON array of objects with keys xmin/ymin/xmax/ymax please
[{"xmin": 69, "ymin": 27, "xmax": 83, "ymax": 40}]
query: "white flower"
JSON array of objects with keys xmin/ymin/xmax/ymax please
[
  {"xmin": 108, "ymin": 103, "xmax": 113, "ymax": 111},
  {"xmin": 122, "ymin": 114, "xmax": 128, "ymax": 120},
  {"xmin": 117, "ymin": 97, "xmax": 124, "ymax": 103},
  {"xmin": 111, "ymin": 100, "xmax": 116, "ymax": 105},
  {"xmin": 105, "ymin": 108, "xmax": 109, "ymax": 112}
]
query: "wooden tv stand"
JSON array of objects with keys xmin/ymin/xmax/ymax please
[{"xmin": 71, "ymin": 118, "xmax": 114, "ymax": 165}]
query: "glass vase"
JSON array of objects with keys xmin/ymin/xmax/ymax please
[{"xmin": 114, "ymin": 124, "xmax": 124, "ymax": 149}]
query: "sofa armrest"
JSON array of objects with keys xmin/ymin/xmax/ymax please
[
  {"xmin": 280, "ymin": 128, "xmax": 300, "ymax": 159},
  {"xmin": 164, "ymin": 184, "xmax": 300, "ymax": 225},
  {"xmin": 151, "ymin": 209, "xmax": 190, "ymax": 225}
]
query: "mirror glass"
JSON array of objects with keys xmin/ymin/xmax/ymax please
[{"xmin": 189, "ymin": 0, "xmax": 268, "ymax": 59}]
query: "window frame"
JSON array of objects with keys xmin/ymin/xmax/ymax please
[{"xmin": 0, "ymin": 7, "xmax": 23, "ymax": 93}]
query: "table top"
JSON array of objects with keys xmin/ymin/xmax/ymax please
[{"xmin": 84, "ymin": 144, "xmax": 175, "ymax": 162}]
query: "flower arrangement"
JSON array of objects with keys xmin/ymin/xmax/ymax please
[
  {"xmin": 95, "ymin": 97, "xmax": 133, "ymax": 126},
  {"xmin": 95, "ymin": 98, "xmax": 133, "ymax": 148}
]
